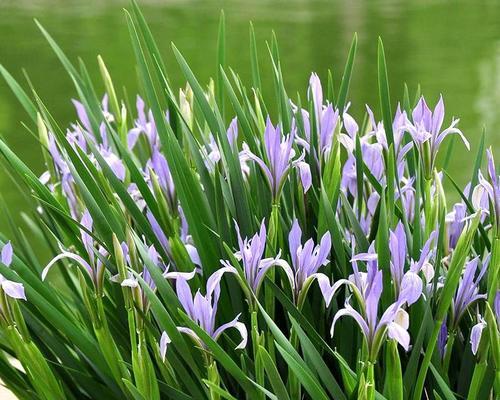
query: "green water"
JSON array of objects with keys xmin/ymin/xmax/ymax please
[{"xmin": 1, "ymin": 0, "xmax": 499, "ymax": 225}]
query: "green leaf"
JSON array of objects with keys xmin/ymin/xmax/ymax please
[
  {"xmin": 429, "ymin": 364, "xmax": 458, "ymax": 400},
  {"xmin": 336, "ymin": 33, "xmax": 357, "ymax": 112},
  {"xmin": 274, "ymin": 343, "xmax": 329, "ymax": 400},
  {"xmin": 257, "ymin": 346, "xmax": 290, "ymax": 400}
]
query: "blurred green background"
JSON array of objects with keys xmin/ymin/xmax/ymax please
[{"xmin": 1, "ymin": 0, "xmax": 499, "ymax": 226}]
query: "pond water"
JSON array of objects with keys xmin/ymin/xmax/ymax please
[{"xmin": 1, "ymin": 0, "xmax": 500, "ymax": 226}]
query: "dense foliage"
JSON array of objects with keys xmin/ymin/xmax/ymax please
[{"xmin": 0, "ymin": 3, "xmax": 498, "ymax": 399}]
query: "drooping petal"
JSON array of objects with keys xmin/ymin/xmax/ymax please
[
  {"xmin": 206, "ymin": 266, "xmax": 238, "ymax": 299},
  {"xmin": 387, "ymin": 321, "xmax": 410, "ymax": 351},
  {"xmin": 163, "ymin": 269, "xmax": 197, "ymax": 281},
  {"xmin": 254, "ymin": 256, "xmax": 294, "ymax": 294},
  {"xmin": 42, "ymin": 252, "xmax": 93, "ymax": 282},
  {"xmin": 1, "ymin": 279, "xmax": 26, "ymax": 300},
  {"xmin": 331, "ymin": 301, "xmax": 370, "ymax": 339},
  {"xmin": 213, "ymin": 313, "xmax": 248, "ymax": 350}
]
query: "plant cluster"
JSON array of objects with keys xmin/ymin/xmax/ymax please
[{"xmin": 0, "ymin": 3, "xmax": 498, "ymax": 400}]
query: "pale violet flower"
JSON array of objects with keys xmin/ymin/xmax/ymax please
[
  {"xmin": 221, "ymin": 220, "xmax": 294, "ymax": 296},
  {"xmin": 168, "ymin": 268, "xmax": 247, "ymax": 350}
]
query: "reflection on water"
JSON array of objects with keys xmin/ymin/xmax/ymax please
[{"xmin": 0, "ymin": 0, "xmax": 499, "ymax": 227}]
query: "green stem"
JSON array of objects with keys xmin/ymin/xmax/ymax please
[
  {"xmin": 423, "ymin": 176, "xmax": 433, "ymax": 237},
  {"xmin": 366, "ymin": 361, "xmax": 375, "ymax": 400},
  {"xmin": 442, "ymin": 331, "xmax": 455, "ymax": 374},
  {"xmin": 251, "ymin": 312, "xmax": 265, "ymax": 400},
  {"xmin": 412, "ymin": 318, "xmax": 442, "ymax": 400}
]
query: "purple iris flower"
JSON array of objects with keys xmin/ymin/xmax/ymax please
[
  {"xmin": 169, "ymin": 268, "xmax": 247, "ymax": 350},
  {"xmin": 128, "ymin": 96, "xmax": 160, "ymax": 151},
  {"xmin": 221, "ymin": 220, "xmax": 294, "ymax": 296},
  {"xmin": 45, "ymin": 133, "xmax": 80, "ymax": 217},
  {"xmin": 112, "ymin": 243, "xmax": 195, "ymax": 315},
  {"xmin": 243, "ymin": 117, "xmax": 311, "ymax": 200},
  {"xmin": 42, "ymin": 210, "xmax": 108, "ymax": 290},
  {"xmin": 0, "ymin": 242, "xmax": 26, "ymax": 300},
  {"xmin": 450, "ymin": 256, "xmax": 488, "ymax": 328},
  {"xmin": 294, "ymin": 73, "xmax": 340, "ymax": 161},
  {"xmin": 405, "ymin": 96, "xmax": 469, "ymax": 178},
  {"xmin": 288, "ymin": 219, "xmax": 331, "ymax": 298},
  {"xmin": 366, "ymin": 104, "xmax": 413, "ymax": 177},
  {"xmin": 146, "ymin": 210, "xmax": 200, "ymax": 268},
  {"xmin": 389, "ymin": 222, "xmax": 436, "ymax": 301},
  {"xmin": 330, "ymin": 246, "xmax": 422, "ymax": 356},
  {"xmin": 147, "ymin": 149, "xmax": 176, "ymax": 210},
  {"xmin": 339, "ymin": 110, "xmax": 385, "ymax": 197},
  {"xmin": 71, "ymin": 96, "xmax": 126, "ymax": 182}
]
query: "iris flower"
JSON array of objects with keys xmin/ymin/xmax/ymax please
[
  {"xmin": 288, "ymin": 219, "xmax": 332, "ymax": 300},
  {"xmin": 330, "ymin": 246, "xmax": 422, "ymax": 358},
  {"xmin": 42, "ymin": 210, "xmax": 108, "ymax": 291},
  {"xmin": 221, "ymin": 220, "xmax": 294, "ymax": 296},
  {"xmin": 450, "ymin": 256, "xmax": 488, "ymax": 328},
  {"xmin": 405, "ymin": 96, "xmax": 469, "ymax": 178},
  {"xmin": 243, "ymin": 117, "xmax": 311, "ymax": 200},
  {"xmin": 170, "ymin": 268, "xmax": 247, "ymax": 350}
]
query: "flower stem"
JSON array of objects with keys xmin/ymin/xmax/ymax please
[
  {"xmin": 412, "ymin": 318, "xmax": 442, "ymax": 400},
  {"xmin": 442, "ymin": 330, "xmax": 455, "ymax": 374}
]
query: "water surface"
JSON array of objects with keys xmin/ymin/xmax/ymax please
[{"xmin": 1, "ymin": 0, "xmax": 499, "ymax": 227}]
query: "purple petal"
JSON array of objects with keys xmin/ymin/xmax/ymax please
[
  {"xmin": 288, "ymin": 219, "xmax": 302, "ymax": 270},
  {"xmin": 470, "ymin": 318, "xmax": 486, "ymax": 355},
  {"xmin": 146, "ymin": 211, "xmax": 171, "ymax": 255},
  {"xmin": 308, "ymin": 73, "xmax": 323, "ymax": 122},
  {"xmin": 399, "ymin": 271, "xmax": 423, "ymax": 306},
  {"xmin": 185, "ymin": 244, "xmax": 201, "ymax": 266},
  {"xmin": 72, "ymin": 99, "xmax": 92, "ymax": 133},
  {"xmin": 431, "ymin": 95, "xmax": 445, "ymax": 135},
  {"xmin": 227, "ymin": 117, "xmax": 239, "ymax": 149},
  {"xmin": 42, "ymin": 252, "xmax": 93, "ymax": 282},
  {"xmin": 387, "ymin": 320, "xmax": 410, "ymax": 351},
  {"xmin": 175, "ymin": 278, "xmax": 195, "ymax": 320},
  {"xmin": 1, "ymin": 279, "xmax": 26, "ymax": 300},
  {"xmin": 342, "ymin": 112, "xmax": 358, "ymax": 138},
  {"xmin": 438, "ymin": 321, "xmax": 448, "ymax": 358},
  {"xmin": 206, "ymin": 266, "xmax": 237, "ymax": 299},
  {"xmin": 331, "ymin": 301, "xmax": 369, "ymax": 339},
  {"xmin": 297, "ymin": 161, "xmax": 312, "ymax": 193},
  {"xmin": 213, "ymin": 313, "xmax": 248, "ymax": 349},
  {"xmin": 1, "ymin": 242, "xmax": 13, "ymax": 266}
]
